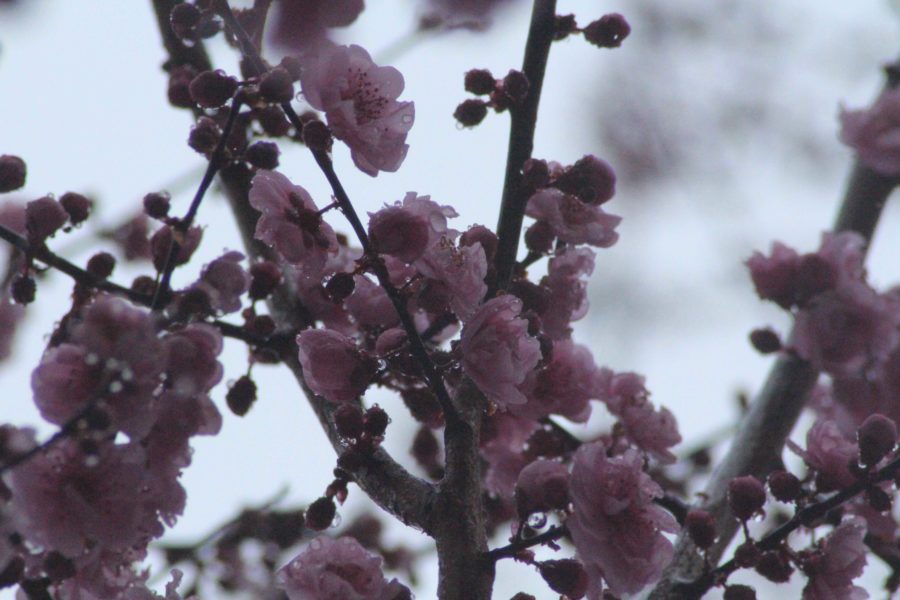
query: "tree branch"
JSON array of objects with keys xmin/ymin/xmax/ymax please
[
  {"xmin": 649, "ymin": 80, "xmax": 900, "ymax": 599},
  {"xmin": 493, "ymin": 0, "xmax": 556, "ymax": 290}
]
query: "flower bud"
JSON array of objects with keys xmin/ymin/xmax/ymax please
[
  {"xmin": 305, "ymin": 496, "xmax": 336, "ymax": 530},
  {"xmin": 259, "ymin": 67, "xmax": 294, "ymax": 104},
  {"xmin": 749, "ymin": 327, "xmax": 781, "ymax": 354},
  {"xmin": 525, "ymin": 220, "xmax": 555, "ymax": 254},
  {"xmin": 59, "ymin": 192, "xmax": 91, "ymax": 225},
  {"xmin": 11, "ymin": 275, "xmax": 35, "ymax": 305},
  {"xmin": 554, "ymin": 14, "xmax": 578, "ymax": 40},
  {"xmin": 0, "ymin": 155, "xmax": 26, "ymax": 193},
  {"xmin": 245, "ymin": 141, "xmax": 280, "ymax": 170},
  {"xmin": 226, "ymin": 375, "xmax": 257, "ymax": 416},
  {"xmin": 141, "ymin": 192, "xmax": 170, "ymax": 220},
  {"xmin": 324, "ymin": 272, "xmax": 356, "ymax": 303},
  {"xmin": 168, "ymin": 65, "xmax": 199, "ymax": 109},
  {"xmin": 724, "ymin": 585, "xmax": 757, "ymax": 600},
  {"xmin": 537, "ymin": 560, "xmax": 588, "ymax": 599},
  {"xmin": 334, "ymin": 404, "xmax": 364, "ymax": 440},
  {"xmin": 169, "ymin": 3, "xmax": 201, "ymax": 40},
  {"xmin": 734, "ymin": 540, "xmax": 761, "ymax": 568},
  {"xmin": 248, "ymin": 261, "xmax": 282, "ymax": 300},
  {"xmin": 364, "ymin": 405, "xmax": 389, "ymax": 438},
  {"xmin": 767, "ymin": 470, "xmax": 801, "ymax": 502},
  {"xmin": 256, "ymin": 105, "xmax": 291, "ymax": 137},
  {"xmin": 25, "ymin": 197, "xmax": 68, "ymax": 243},
  {"xmin": 188, "ymin": 117, "xmax": 221, "ymax": 154},
  {"xmin": 728, "ymin": 475, "xmax": 766, "ymax": 521},
  {"xmin": 302, "ymin": 120, "xmax": 333, "ymax": 152},
  {"xmin": 755, "ymin": 550, "xmax": 793, "ymax": 583},
  {"xmin": 858, "ymin": 414, "xmax": 897, "ymax": 467},
  {"xmin": 685, "ymin": 509, "xmax": 716, "ymax": 549},
  {"xmin": 501, "ymin": 70, "xmax": 530, "ymax": 105},
  {"xmin": 464, "ymin": 68, "xmax": 496, "ymax": 95},
  {"xmin": 583, "ymin": 13, "xmax": 631, "ymax": 48},
  {"xmin": 189, "ymin": 70, "xmax": 238, "ymax": 108},
  {"xmin": 86, "ymin": 252, "xmax": 116, "ymax": 279},
  {"xmin": 454, "ymin": 99, "xmax": 488, "ymax": 127}
]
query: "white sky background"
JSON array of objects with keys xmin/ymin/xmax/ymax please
[{"xmin": 2, "ymin": 0, "xmax": 900, "ymax": 598}]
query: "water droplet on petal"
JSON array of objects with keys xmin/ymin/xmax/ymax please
[{"xmin": 526, "ymin": 512, "xmax": 547, "ymax": 530}]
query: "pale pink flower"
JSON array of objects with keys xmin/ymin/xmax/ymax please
[
  {"xmin": 526, "ymin": 188, "xmax": 620, "ymax": 248},
  {"xmin": 415, "ymin": 237, "xmax": 487, "ymax": 321},
  {"xmin": 249, "ymin": 170, "xmax": 339, "ymax": 275},
  {"xmin": 603, "ymin": 372, "xmax": 681, "ymax": 464},
  {"xmin": 297, "ymin": 329, "xmax": 375, "ymax": 403},
  {"xmin": 301, "ymin": 44, "xmax": 415, "ymax": 176},
  {"xmin": 840, "ymin": 87, "xmax": 900, "ymax": 175},
  {"xmin": 567, "ymin": 444, "xmax": 678, "ymax": 597},
  {"xmin": 802, "ymin": 517, "xmax": 868, "ymax": 600},
  {"xmin": 277, "ymin": 536, "xmax": 409, "ymax": 600},
  {"xmin": 539, "ymin": 247, "xmax": 595, "ymax": 340},
  {"xmin": 368, "ymin": 192, "xmax": 458, "ymax": 263},
  {"xmin": 460, "ymin": 295, "xmax": 541, "ymax": 409}
]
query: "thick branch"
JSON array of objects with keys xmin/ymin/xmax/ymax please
[
  {"xmin": 493, "ymin": 0, "xmax": 556, "ymax": 290},
  {"xmin": 650, "ymin": 109, "xmax": 899, "ymax": 599}
]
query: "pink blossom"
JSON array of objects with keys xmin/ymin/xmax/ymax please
[
  {"xmin": 415, "ymin": 237, "xmax": 487, "ymax": 321},
  {"xmin": 746, "ymin": 242, "xmax": 802, "ymax": 309},
  {"xmin": 300, "ymin": 44, "xmax": 414, "ymax": 176},
  {"xmin": 525, "ymin": 188, "xmax": 620, "ymax": 248},
  {"xmin": 368, "ymin": 193, "xmax": 458, "ymax": 263},
  {"xmin": 32, "ymin": 296, "xmax": 166, "ymax": 440},
  {"xmin": 603, "ymin": 372, "xmax": 681, "ymax": 464},
  {"xmin": 345, "ymin": 275, "xmax": 400, "ymax": 329},
  {"xmin": 539, "ymin": 247, "xmax": 595, "ymax": 340},
  {"xmin": 802, "ymin": 517, "xmax": 868, "ymax": 600},
  {"xmin": 297, "ymin": 329, "xmax": 375, "ymax": 403},
  {"xmin": 190, "ymin": 251, "xmax": 250, "ymax": 314},
  {"xmin": 6, "ymin": 439, "xmax": 159, "ymax": 558},
  {"xmin": 514, "ymin": 458, "xmax": 570, "ymax": 518},
  {"xmin": 249, "ymin": 170, "xmax": 339, "ymax": 275},
  {"xmin": 567, "ymin": 444, "xmax": 678, "ymax": 597},
  {"xmin": 793, "ymin": 285, "xmax": 899, "ymax": 376},
  {"xmin": 840, "ymin": 87, "xmax": 900, "ymax": 175},
  {"xmin": 277, "ymin": 536, "xmax": 409, "ymax": 600},
  {"xmin": 460, "ymin": 295, "xmax": 541, "ymax": 409},
  {"xmin": 163, "ymin": 324, "xmax": 224, "ymax": 403},
  {"xmin": 790, "ymin": 419, "xmax": 858, "ymax": 491},
  {"xmin": 514, "ymin": 340, "xmax": 602, "ymax": 423}
]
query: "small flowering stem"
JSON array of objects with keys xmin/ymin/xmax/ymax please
[
  {"xmin": 678, "ymin": 452, "xmax": 900, "ymax": 599},
  {"xmin": 213, "ymin": 0, "xmax": 460, "ymax": 425},
  {"xmin": 152, "ymin": 96, "xmax": 244, "ymax": 310},
  {"xmin": 484, "ymin": 524, "xmax": 568, "ymax": 563},
  {"xmin": 493, "ymin": 0, "xmax": 557, "ymax": 290},
  {"xmin": 651, "ymin": 64, "xmax": 900, "ymax": 597}
]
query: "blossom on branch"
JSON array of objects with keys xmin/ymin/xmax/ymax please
[
  {"xmin": 802, "ymin": 517, "xmax": 868, "ymax": 600},
  {"xmin": 300, "ymin": 44, "xmax": 415, "ymax": 176},
  {"xmin": 297, "ymin": 328, "xmax": 375, "ymax": 403},
  {"xmin": 460, "ymin": 295, "xmax": 541, "ymax": 409},
  {"xmin": 840, "ymin": 87, "xmax": 900, "ymax": 176}
]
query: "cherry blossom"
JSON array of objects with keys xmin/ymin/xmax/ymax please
[
  {"xmin": 415, "ymin": 237, "xmax": 487, "ymax": 321},
  {"xmin": 300, "ymin": 44, "xmax": 414, "ymax": 176},
  {"xmin": 539, "ymin": 247, "xmax": 595, "ymax": 340},
  {"xmin": 840, "ymin": 87, "xmax": 900, "ymax": 176},
  {"xmin": 602, "ymin": 371, "xmax": 681, "ymax": 464},
  {"xmin": 802, "ymin": 517, "xmax": 868, "ymax": 600},
  {"xmin": 567, "ymin": 444, "xmax": 678, "ymax": 597},
  {"xmin": 514, "ymin": 340, "xmax": 603, "ymax": 423},
  {"xmin": 277, "ymin": 536, "xmax": 409, "ymax": 600},
  {"xmin": 249, "ymin": 170, "xmax": 339, "ymax": 275},
  {"xmin": 297, "ymin": 329, "xmax": 375, "ymax": 403},
  {"xmin": 368, "ymin": 193, "xmax": 458, "ymax": 263},
  {"xmin": 460, "ymin": 295, "xmax": 541, "ymax": 409},
  {"xmin": 525, "ymin": 188, "xmax": 620, "ymax": 248}
]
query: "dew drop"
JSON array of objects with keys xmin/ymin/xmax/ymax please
[
  {"xmin": 331, "ymin": 512, "xmax": 342, "ymax": 528},
  {"xmin": 526, "ymin": 512, "xmax": 547, "ymax": 530}
]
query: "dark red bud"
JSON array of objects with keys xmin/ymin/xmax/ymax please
[
  {"xmin": 525, "ymin": 220, "xmax": 555, "ymax": 254},
  {"xmin": 537, "ymin": 559, "xmax": 588, "ymax": 599},
  {"xmin": 324, "ymin": 272, "xmax": 355, "ymax": 303},
  {"xmin": 0, "ymin": 155, "xmax": 26, "ymax": 193},
  {"xmin": 685, "ymin": 509, "xmax": 716, "ymax": 549},
  {"xmin": 188, "ymin": 117, "xmax": 221, "ymax": 154},
  {"xmin": 734, "ymin": 540, "xmax": 761, "ymax": 568},
  {"xmin": 554, "ymin": 14, "xmax": 578, "ymax": 40},
  {"xmin": 334, "ymin": 404, "xmax": 364, "ymax": 440},
  {"xmin": 226, "ymin": 376, "xmax": 257, "ymax": 416},
  {"xmin": 259, "ymin": 68, "xmax": 294, "ymax": 104},
  {"xmin": 305, "ymin": 496, "xmax": 336, "ymax": 530},
  {"xmin": 59, "ymin": 192, "xmax": 91, "ymax": 225},
  {"xmin": 749, "ymin": 327, "xmax": 782, "ymax": 354},
  {"xmin": 143, "ymin": 192, "xmax": 171, "ymax": 219},
  {"xmin": 248, "ymin": 261, "xmax": 282, "ymax": 300},
  {"xmin": 583, "ymin": 13, "xmax": 631, "ymax": 48},
  {"xmin": 11, "ymin": 275, "xmax": 35, "ymax": 305},
  {"xmin": 245, "ymin": 141, "xmax": 280, "ymax": 170},
  {"xmin": 723, "ymin": 584, "xmax": 757, "ymax": 600},
  {"xmin": 302, "ymin": 120, "xmax": 333, "ymax": 152},
  {"xmin": 454, "ymin": 99, "xmax": 488, "ymax": 127},
  {"xmin": 86, "ymin": 252, "xmax": 116, "ymax": 279},
  {"xmin": 364, "ymin": 405, "xmax": 389, "ymax": 437},
  {"xmin": 767, "ymin": 470, "xmax": 801, "ymax": 502},
  {"xmin": 189, "ymin": 70, "xmax": 238, "ymax": 109},
  {"xmin": 501, "ymin": 70, "xmax": 530, "ymax": 105},
  {"xmin": 728, "ymin": 475, "xmax": 766, "ymax": 521},
  {"xmin": 464, "ymin": 68, "xmax": 496, "ymax": 95},
  {"xmin": 755, "ymin": 550, "xmax": 793, "ymax": 583},
  {"xmin": 858, "ymin": 414, "xmax": 897, "ymax": 467}
]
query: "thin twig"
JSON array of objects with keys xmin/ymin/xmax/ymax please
[
  {"xmin": 485, "ymin": 524, "xmax": 568, "ymax": 562},
  {"xmin": 493, "ymin": 0, "xmax": 557, "ymax": 290}
]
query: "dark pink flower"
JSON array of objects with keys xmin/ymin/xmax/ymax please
[
  {"xmin": 480, "ymin": 413, "xmax": 540, "ymax": 497},
  {"xmin": 368, "ymin": 193, "xmax": 458, "ymax": 263},
  {"xmin": 746, "ymin": 242, "xmax": 802, "ymax": 309},
  {"xmin": 539, "ymin": 247, "xmax": 595, "ymax": 340},
  {"xmin": 802, "ymin": 517, "xmax": 868, "ymax": 600},
  {"xmin": 603, "ymin": 372, "xmax": 681, "ymax": 464},
  {"xmin": 32, "ymin": 296, "xmax": 166, "ymax": 439},
  {"xmin": 300, "ymin": 44, "xmax": 414, "ymax": 176},
  {"xmin": 567, "ymin": 444, "xmax": 678, "ymax": 597},
  {"xmin": 345, "ymin": 275, "xmax": 399, "ymax": 329},
  {"xmin": 297, "ymin": 329, "xmax": 375, "ymax": 403},
  {"xmin": 277, "ymin": 536, "xmax": 409, "ymax": 600},
  {"xmin": 840, "ymin": 88, "xmax": 900, "ymax": 176},
  {"xmin": 249, "ymin": 170, "xmax": 339, "ymax": 275},
  {"xmin": 526, "ymin": 188, "xmax": 620, "ymax": 248},
  {"xmin": 514, "ymin": 340, "xmax": 602, "ymax": 423},
  {"xmin": 416, "ymin": 237, "xmax": 487, "ymax": 321},
  {"xmin": 460, "ymin": 295, "xmax": 541, "ymax": 409}
]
